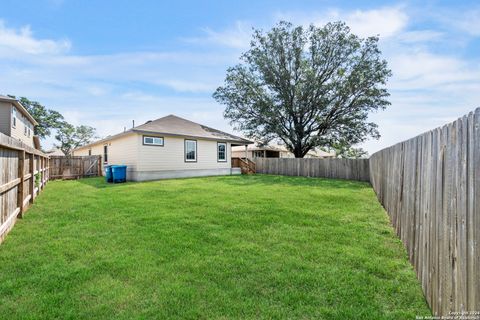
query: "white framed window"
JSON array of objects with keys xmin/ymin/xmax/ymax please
[
  {"xmin": 185, "ymin": 139, "xmax": 197, "ymax": 162},
  {"xmin": 28, "ymin": 128, "xmax": 31, "ymax": 137},
  {"xmin": 217, "ymin": 142, "xmax": 227, "ymax": 162},
  {"xmin": 11, "ymin": 107, "xmax": 16, "ymax": 128},
  {"xmin": 143, "ymin": 136, "xmax": 164, "ymax": 146}
]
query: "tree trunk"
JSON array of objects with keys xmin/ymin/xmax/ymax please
[{"xmin": 293, "ymin": 145, "xmax": 304, "ymax": 158}]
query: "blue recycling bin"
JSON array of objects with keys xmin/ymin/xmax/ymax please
[
  {"xmin": 104, "ymin": 165, "xmax": 113, "ymax": 183},
  {"xmin": 111, "ymin": 165, "xmax": 127, "ymax": 183}
]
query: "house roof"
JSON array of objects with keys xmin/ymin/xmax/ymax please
[
  {"xmin": 134, "ymin": 115, "xmax": 252, "ymax": 144},
  {"xmin": 75, "ymin": 114, "xmax": 252, "ymax": 150},
  {"xmin": 0, "ymin": 95, "xmax": 39, "ymax": 126}
]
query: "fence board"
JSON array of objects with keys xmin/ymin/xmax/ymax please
[
  {"xmin": 48, "ymin": 155, "xmax": 101, "ymax": 180},
  {"xmin": 0, "ymin": 132, "xmax": 49, "ymax": 244},
  {"xmin": 369, "ymin": 108, "xmax": 479, "ymax": 316},
  {"xmin": 253, "ymin": 158, "xmax": 370, "ymax": 182}
]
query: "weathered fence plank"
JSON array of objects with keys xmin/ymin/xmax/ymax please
[
  {"xmin": 253, "ymin": 158, "xmax": 370, "ymax": 182},
  {"xmin": 0, "ymin": 132, "xmax": 49, "ymax": 244},
  {"xmin": 48, "ymin": 155, "xmax": 102, "ymax": 180},
  {"xmin": 369, "ymin": 108, "xmax": 480, "ymax": 316}
]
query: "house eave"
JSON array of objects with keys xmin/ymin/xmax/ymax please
[
  {"xmin": 131, "ymin": 129, "xmax": 253, "ymax": 145},
  {"xmin": 0, "ymin": 96, "xmax": 39, "ymax": 126}
]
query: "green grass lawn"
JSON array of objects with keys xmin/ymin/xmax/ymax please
[{"xmin": 0, "ymin": 175, "xmax": 430, "ymax": 319}]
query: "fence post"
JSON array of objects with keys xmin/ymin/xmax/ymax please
[
  {"xmin": 40, "ymin": 157, "xmax": 44, "ymax": 190},
  {"xmin": 29, "ymin": 153, "xmax": 34, "ymax": 204},
  {"xmin": 98, "ymin": 156, "xmax": 102, "ymax": 176},
  {"xmin": 16, "ymin": 150, "xmax": 25, "ymax": 218}
]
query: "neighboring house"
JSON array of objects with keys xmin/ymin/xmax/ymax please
[
  {"xmin": 73, "ymin": 115, "xmax": 253, "ymax": 181},
  {"xmin": 232, "ymin": 143, "xmax": 335, "ymax": 159},
  {"xmin": 304, "ymin": 148, "xmax": 336, "ymax": 158},
  {"xmin": 45, "ymin": 148, "xmax": 65, "ymax": 156},
  {"xmin": 0, "ymin": 95, "xmax": 39, "ymax": 149},
  {"xmin": 232, "ymin": 144, "xmax": 288, "ymax": 159}
]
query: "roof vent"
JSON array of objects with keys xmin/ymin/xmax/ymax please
[{"xmin": 145, "ymin": 120, "xmax": 152, "ymax": 124}]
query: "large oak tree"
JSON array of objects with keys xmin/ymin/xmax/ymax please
[{"xmin": 213, "ymin": 21, "xmax": 392, "ymax": 157}]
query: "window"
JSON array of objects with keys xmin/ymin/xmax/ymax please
[
  {"xmin": 185, "ymin": 139, "xmax": 197, "ymax": 162},
  {"xmin": 103, "ymin": 145, "xmax": 108, "ymax": 163},
  {"xmin": 24, "ymin": 124, "xmax": 27, "ymax": 136},
  {"xmin": 217, "ymin": 142, "xmax": 227, "ymax": 162},
  {"xmin": 11, "ymin": 107, "xmax": 16, "ymax": 128},
  {"xmin": 88, "ymin": 149, "xmax": 92, "ymax": 156},
  {"xmin": 28, "ymin": 128, "xmax": 31, "ymax": 137},
  {"xmin": 143, "ymin": 136, "xmax": 164, "ymax": 146},
  {"xmin": 253, "ymin": 151, "xmax": 263, "ymax": 158}
]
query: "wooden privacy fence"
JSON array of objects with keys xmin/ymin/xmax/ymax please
[
  {"xmin": 254, "ymin": 158, "xmax": 370, "ymax": 182},
  {"xmin": 0, "ymin": 133, "xmax": 49, "ymax": 243},
  {"xmin": 49, "ymin": 155, "xmax": 102, "ymax": 180},
  {"xmin": 369, "ymin": 108, "xmax": 480, "ymax": 316}
]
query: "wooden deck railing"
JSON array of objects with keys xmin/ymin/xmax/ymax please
[{"xmin": 231, "ymin": 157, "xmax": 256, "ymax": 174}]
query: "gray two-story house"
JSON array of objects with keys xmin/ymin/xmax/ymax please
[{"xmin": 0, "ymin": 95, "xmax": 39, "ymax": 149}]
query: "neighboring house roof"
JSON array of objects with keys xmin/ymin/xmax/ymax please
[
  {"xmin": 75, "ymin": 114, "xmax": 253, "ymax": 150},
  {"xmin": 0, "ymin": 95, "xmax": 39, "ymax": 126},
  {"xmin": 45, "ymin": 148, "xmax": 65, "ymax": 156},
  {"xmin": 232, "ymin": 143, "xmax": 336, "ymax": 158},
  {"xmin": 232, "ymin": 144, "xmax": 281, "ymax": 152},
  {"xmin": 306, "ymin": 148, "xmax": 336, "ymax": 158}
]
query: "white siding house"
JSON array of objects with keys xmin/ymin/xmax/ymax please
[{"xmin": 73, "ymin": 115, "xmax": 252, "ymax": 181}]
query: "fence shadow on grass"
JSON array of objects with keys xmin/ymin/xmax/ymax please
[
  {"xmin": 218, "ymin": 174, "xmax": 372, "ymax": 190},
  {"xmin": 73, "ymin": 176, "xmax": 134, "ymax": 189}
]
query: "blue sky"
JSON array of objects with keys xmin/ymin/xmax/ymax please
[{"xmin": 1, "ymin": 0, "xmax": 479, "ymax": 153}]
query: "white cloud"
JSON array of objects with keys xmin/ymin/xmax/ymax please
[
  {"xmin": 342, "ymin": 6, "xmax": 409, "ymax": 38},
  {"xmin": 396, "ymin": 30, "xmax": 444, "ymax": 43},
  {"xmin": 0, "ymin": 20, "xmax": 70, "ymax": 56},
  {"xmin": 388, "ymin": 50, "xmax": 479, "ymax": 89},
  {"xmin": 444, "ymin": 8, "xmax": 480, "ymax": 36},
  {"xmin": 275, "ymin": 5, "xmax": 408, "ymax": 39},
  {"xmin": 156, "ymin": 80, "xmax": 218, "ymax": 93},
  {"xmin": 185, "ymin": 21, "xmax": 253, "ymax": 49}
]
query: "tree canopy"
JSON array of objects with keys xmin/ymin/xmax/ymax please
[
  {"xmin": 54, "ymin": 124, "xmax": 97, "ymax": 156},
  {"xmin": 8, "ymin": 96, "xmax": 65, "ymax": 140},
  {"xmin": 213, "ymin": 21, "xmax": 392, "ymax": 157}
]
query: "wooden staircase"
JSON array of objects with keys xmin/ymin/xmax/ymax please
[{"xmin": 231, "ymin": 157, "xmax": 256, "ymax": 174}]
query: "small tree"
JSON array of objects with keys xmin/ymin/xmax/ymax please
[
  {"xmin": 8, "ymin": 96, "xmax": 64, "ymax": 139},
  {"xmin": 55, "ymin": 123, "xmax": 97, "ymax": 156},
  {"xmin": 213, "ymin": 21, "xmax": 392, "ymax": 158}
]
